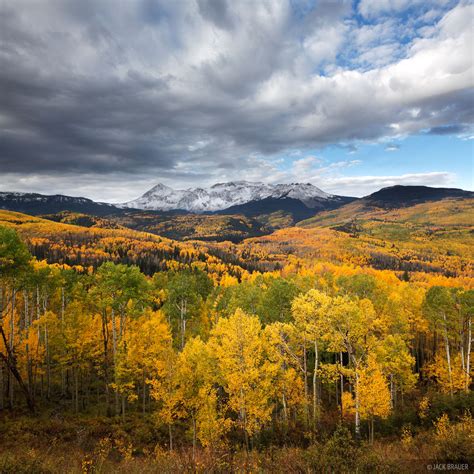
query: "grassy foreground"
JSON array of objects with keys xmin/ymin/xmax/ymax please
[{"xmin": 1, "ymin": 408, "xmax": 473, "ymax": 473}]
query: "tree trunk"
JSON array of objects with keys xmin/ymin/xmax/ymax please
[
  {"xmin": 303, "ymin": 338, "xmax": 309, "ymax": 427},
  {"xmin": 312, "ymin": 339, "xmax": 319, "ymax": 429},
  {"xmin": 354, "ymin": 369, "xmax": 360, "ymax": 439},
  {"xmin": 101, "ymin": 310, "xmax": 110, "ymax": 413},
  {"xmin": 339, "ymin": 352, "xmax": 344, "ymax": 415},
  {"xmin": 45, "ymin": 323, "xmax": 51, "ymax": 399},
  {"xmin": 142, "ymin": 372, "xmax": 147, "ymax": 414},
  {"xmin": 0, "ymin": 324, "xmax": 34, "ymax": 413},
  {"xmin": 282, "ymin": 392, "xmax": 288, "ymax": 425},
  {"xmin": 179, "ymin": 299, "xmax": 187, "ymax": 350},
  {"xmin": 466, "ymin": 316, "xmax": 471, "ymax": 392},
  {"xmin": 390, "ymin": 374, "xmax": 394, "ymax": 409},
  {"xmin": 442, "ymin": 312, "xmax": 453, "ymax": 397},
  {"xmin": 192, "ymin": 415, "xmax": 197, "ymax": 461},
  {"xmin": 25, "ymin": 292, "xmax": 33, "ymax": 396},
  {"xmin": 168, "ymin": 423, "xmax": 173, "ymax": 451},
  {"xmin": 74, "ymin": 367, "xmax": 79, "ymax": 413},
  {"xmin": 111, "ymin": 308, "xmax": 119, "ymax": 415},
  {"xmin": 8, "ymin": 289, "xmax": 16, "ymax": 407},
  {"xmin": 240, "ymin": 387, "xmax": 249, "ymax": 451}
]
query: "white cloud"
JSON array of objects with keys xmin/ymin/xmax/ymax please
[{"xmin": 320, "ymin": 171, "xmax": 456, "ymax": 196}]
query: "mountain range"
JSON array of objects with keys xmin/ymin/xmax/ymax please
[
  {"xmin": 120, "ymin": 181, "xmax": 341, "ymax": 212},
  {"xmin": 0, "ymin": 183, "xmax": 472, "ymax": 242}
]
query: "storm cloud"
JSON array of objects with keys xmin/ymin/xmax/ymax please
[{"xmin": 0, "ymin": 0, "xmax": 472, "ymax": 200}]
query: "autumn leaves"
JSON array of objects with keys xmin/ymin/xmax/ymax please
[{"xmin": 0, "ymin": 222, "xmax": 473, "ymax": 451}]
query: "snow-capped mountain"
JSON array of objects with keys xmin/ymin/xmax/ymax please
[{"xmin": 121, "ymin": 181, "xmax": 333, "ymax": 212}]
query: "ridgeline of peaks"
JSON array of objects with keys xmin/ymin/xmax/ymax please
[
  {"xmin": 0, "ymin": 185, "xmax": 471, "ymax": 223},
  {"xmin": 121, "ymin": 181, "xmax": 334, "ymax": 212}
]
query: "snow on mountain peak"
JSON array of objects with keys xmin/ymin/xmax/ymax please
[
  {"xmin": 121, "ymin": 181, "xmax": 332, "ymax": 212},
  {"xmin": 143, "ymin": 183, "xmax": 173, "ymax": 196}
]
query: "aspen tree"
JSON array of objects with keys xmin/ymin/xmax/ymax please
[{"xmin": 209, "ymin": 309, "xmax": 277, "ymax": 449}]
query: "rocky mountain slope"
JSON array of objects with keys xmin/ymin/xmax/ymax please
[{"xmin": 120, "ymin": 181, "xmax": 343, "ymax": 212}]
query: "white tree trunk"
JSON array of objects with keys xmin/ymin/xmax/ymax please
[
  {"xmin": 313, "ymin": 339, "xmax": 319, "ymax": 428},
  {"xmin": 466, "ymin": 316, "xmax": 471, "ymax": 392},
  {"xmin": 442, "ymin": 312, "xmax": 453, "ymax": 397}
]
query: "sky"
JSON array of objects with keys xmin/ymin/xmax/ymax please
[{"xmin": 0, "ymin": 0, "xmax": 473, "ymax": 202}]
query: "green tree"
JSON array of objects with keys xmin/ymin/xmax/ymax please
[
  {"xmin": 424, "ymin": 287, "xmax": 457, "ymax": 396},
  {"xmin": 163, "ymin": 269, "xmax": 212, "ymax": 349},
  {"xmin": 0, "ymin": 226, "xmax": 31, "ymax": 276},
  {"xmin": 0, "ymin": 226, "xmax": 34, "ymax": 412},
  {"xmin": 258, "ymin": 277, "xmax": 299, "ymax": 324}
]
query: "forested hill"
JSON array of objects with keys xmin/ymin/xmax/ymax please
[
  {"xmin": 0, "ymin": 191, "xmax": 119, "ymax": 216},
  {"xmin": 2, "ymin": 196, "xmax": 474, "ymax": 281},
  {"xmin": 213, "ymin": 197, "xmax": 474, "ymax": 279},
  {"xmin": 0, "ymin": 208, "xmax": 472, "ymax": 472},
  {"xmin": 363, "ymin": 185, "xmax": 474, "ymax": 208},
  {"xmin": 0, "ymin": 210, "xmax": 265, "ymax": 278}
]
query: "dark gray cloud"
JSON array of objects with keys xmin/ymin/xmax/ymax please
[
  {"xmin": 197, "ymin": 0, "xmax": 235, "ymax": 30},
  {"xmin": 427, "ymin": 124, "xmax": 469, "ymax": 135},
  {"xmin": 0, "ymin": 0, "xmax": 472, "ymax": 199}
]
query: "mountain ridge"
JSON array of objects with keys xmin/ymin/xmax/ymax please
[
  {"xmin": 120, "ymin": 181, "xmax": 337, "ymax": 212},
  {"xmin": 363, "ymin": 185, "xmax": 474, "ymax": 208},
  {"xmin": 1, "ymin": 185, "xmax": 471, "ymax": 225},
  {"xmin": 0, "ymin": 191, "xmax": 119, "ymax": 216},
  {"xmin": 297, "ymin": 185, "xmax": 474, "ymax": 229}
]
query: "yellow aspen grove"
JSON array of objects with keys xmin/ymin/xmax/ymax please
[
  {"xmin": 208, "ymin": 309, "xmax": 278, "ymax": 449},
  {"xmin": 425, "ymin": 353, "xmax": 467, "ymax": 394},
  {"xmin": 174, "ymin": 337, "xmax": 229, "ymax": 452},
  {"xmin": 357, "ymin": 355, "xmax": 391, "ymax": 443},
  {"xmin": 373, "ymin": 334, "xmax": 416, "ymax": 407},
  {"xmin": 127, "ymin": 310, "xmax": 173, "ymax": 414},
  {"xmin": 264, "ymin": 322, "xmax": 306, "ymax": 427},
  {"xmin": 296, "ymin": 290, "xmax": 380, "ymax": 438},
  {"xmin": 292, "ymin": 289, "xmax": 333, "ymax": 429}
]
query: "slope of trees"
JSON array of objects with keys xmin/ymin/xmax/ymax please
[
  {"xmin": 1, "ymin": 221, "xmax": 473, "ymax": 471},
  {"xmin": 218, "ymin": 198, "xmax": 474, "ymax": 279}
]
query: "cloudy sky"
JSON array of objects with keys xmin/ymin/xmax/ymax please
[{"xmin": 1, "ymin": 0, "xmax": 473, "ymax": 201}]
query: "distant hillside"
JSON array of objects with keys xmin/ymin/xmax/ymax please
[
  {"xmin": 215, "ymin": 195, "xmax": 355, "ymax": 223},
  {"xmin": 299, "ymin": 186, "xmax": 474, "ymax": 229},
  {"xmin": 0, "ymin": 210, "xmax": 263, "ymax": 276},
  {"xmin": 215, "ymin": 197, "xmax": 315, "ymax": 221},
  {"xmin": 0, "ymin": 192, "xmax": 120, "ymax": 216},
  {"xmin": 363, "ymin": 185, "xmax": 473, "ymax": 208},
  {"xmin": 218, "ymin": 196, "xmax": 474, "ymax": 278},
  {"xmin": 108, "ymin": 212, "xmax": 269, "ymax": 243}
]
